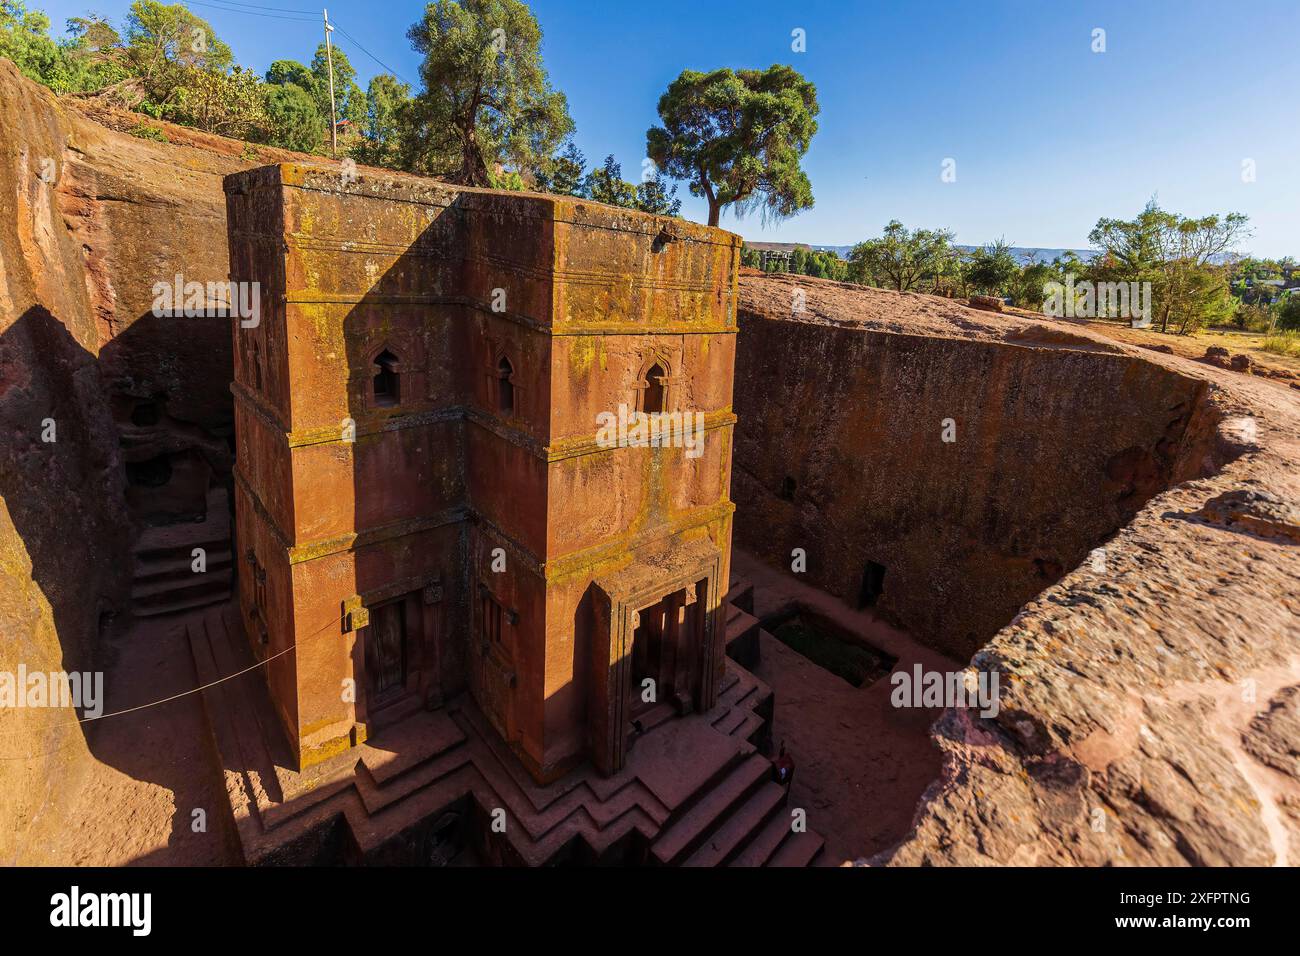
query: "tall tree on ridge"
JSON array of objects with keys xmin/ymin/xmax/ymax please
[
  {"xmin": 403, "ymin": 0, "xmax": 573, "ymax": 186},
  {"xmin": 646, "ymin": 64, "xmax": 818, "ymax": 227}
]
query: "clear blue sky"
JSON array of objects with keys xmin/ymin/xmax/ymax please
[{"xmin": 34, "ymin": 0, "xmax": 1300, "ymax": 256}]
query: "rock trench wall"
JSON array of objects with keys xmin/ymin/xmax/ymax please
[
  {"xmin": 0, "ymin": 59, "xmax": 310, "ymax": 859},
  {"xmin": 733, "ymin": 273, "xmax": 1300, "ymax": 866},
  {"xmin": 733, "ymin": 304, "xmax": 1218, "ymax": 661}
]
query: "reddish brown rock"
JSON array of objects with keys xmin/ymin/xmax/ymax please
[
  {"xmin": 4, "ymin": 56, "xmax": 1299, "ymax": 869},
  {"xmin": 968, "ymin": 294, "xmax": 1004, "ymax": 312},
  {"xmin": 733, "ymin": 273, "xmax": 1215, "ymax": 662},
  {"xmin": 730, "ymin": 272, "xmax": 1300, "ymax": 867},
  {"xmin": 0, "ymin": 60, "xmax": 348, "ymax": 861},
  {"xmin": 224, "ymin": 163, "xmax": 741, "ymax": 780},
  {"xmin": 1203, "ymin": 345, "xmax": 1231, "ymax": 367}
]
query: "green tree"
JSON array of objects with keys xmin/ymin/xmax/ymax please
[
  {"xmin": 790, "ymin": 247, "xmax": 810, "ymax": 276},
  {"xmin": 266, "ymin": 58, "xmax": 316, "ymax": 94},
  {"xmin": 402, "ymin": 0, "xmax": 574, "ymax": 185},
  {"xmin": 806, "ymin": 250, "xmax": 847, "ymax": 282},
  {"xmin": 172, "ymin": 64, "xmax": 266, "ymax": 138},
  {"xmin": 123, "ymin": 1, "xmax": 232, "ymax": 112},
  {"xmin": 489, "ymin": 167, "xmax": 525, "ymax": 190},
  {"xmin": 849, "ymin": 221, "xmax": 954, "ymax": 292},
  {"xmin": 260, "ymin": 81, "xmax": 324, "ymax": 153},
  {"xmin": 1012, "ymin": 258, "xmax": 1062, "ymax": 310},
  {"xmin": 533, "ymin": 141, "xmax": 586, "ymax": 196},
  {"xmin": 646, "ymin": 64, "xmax": 818, "ymax": 228},
  {"xmin": 310, "ymin": 42, "xmax": 365, "ymax": 131},
  {"xmin": 60, "ymin": 15, "xmax": 129, "ymax": 92},
  {"xmin": 931, "ymin": 248, "xmax": 968, "ymax": 297},
  {"xmin": 1166, "ymin": 264, "xmax": 1235, "ymax": 334},
  {"xmin": 966, "ymin": 238, "xmax": 1019, "ymax": 296},
  {"xmin": 0, "ymin": 1, "xmax": 61, "ymax": 86},
  {"xmin": 1090, "ymin": 200, "xmax": 1251, "ymax": 333},
  {"xmin": 350, "ymin": 73, "xmax": 411, "ymax": 166},
  {"xmin": 1233, "ymin": 301, "xmax": 1270, "ymax": 332},
  {"xmin": 823, "ymin": 252, "xmax": 848, "ymax": 282},
  {"xmin": 585, "ymin": 154, "xmax": 637, "ymax": 208},
  {"xmin": 634, "ymin": 167, "xmax": 681, "ymax": 217},
  {"xmin": 1275, "ymin": 295, "xmax": 1300, "ymax": 332}
]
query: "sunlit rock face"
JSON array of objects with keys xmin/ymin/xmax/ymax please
[
  {"xmin": 733, "ymin": 273, "xmax": 1216, "ymax": 661},
  {"xmin": 732, "ymin": 269, "xmax": 1300, "ymax": 866}
]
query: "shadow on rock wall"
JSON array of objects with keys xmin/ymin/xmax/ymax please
[{"xmin": 0, "ymin": 305, "xmax": 238, "ymax": 863}]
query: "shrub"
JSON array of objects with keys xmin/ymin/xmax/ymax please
[
  {"xmin": 1260, "ymin": 331, "xmax": 1300, "ymax": 358},
  {"xmin": 128, "ymin": 123, "xmax": 167, "ymax": 142}
]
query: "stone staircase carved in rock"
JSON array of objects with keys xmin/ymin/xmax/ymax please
[{"xmin": 185, "ymin": 594, "xmax": 825, "ymax": 868}]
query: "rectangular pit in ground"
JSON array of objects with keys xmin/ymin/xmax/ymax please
[{"xmin": 761, "ymin": 604, "xmax": 897, "ymax": 688}]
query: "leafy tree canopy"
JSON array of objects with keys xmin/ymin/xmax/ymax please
[
  {"xmin": 351, "ymin": 73, "xmax": 412, "ymax": 167},
  {"xmin": 1090, "ymin": 199, "xmax": 1251, "ymax": 332},
  {"xmin": 0, "ymin": 0, "xmax": 60, "ymax": 83},
  {"xmin": 533, "ymin": 140, "xmax": 586, "ymax": 196},
  {"xmin": 403, "ymin": 0, "xmax": 573, "ymax": 185},
  {"xmin": 171, "ymin": 62, "xmax": 264, "ymax": 139},
  {"xmin": 266, "ymin": 58, "xmax": 316, "ymax": 93},
  {"xmin": 849, "ymin": 221, "xmax": 954, "ymax": 291},
  {"xmin": 260, "ymin": 80, "xmax": 324, "ymax": 153},
  {"xmin": 634, "ymin": 166, "xmax": 681, "ymax": 217},
  {"xmin": 123, "ymin": 0, "xmax": 232, "ymax": 109},
  {"xmin": 585, "ymin": 154, "xmax": 637, "ymax": 208},
  {"xmin": 646, "ymin": 64, "xmax": 818, "ymax": 227},
  {"xmin": 966, "ymin": 238, "xmax": 1019, "ymax": 296},
  {"xmin": 310, "ymin": 41, "xmax": 365, "ymax": 127}
]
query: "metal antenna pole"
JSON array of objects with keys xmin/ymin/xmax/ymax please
[{"xmin": 323, "ymin": 9, "xmax": 339, "ymax": 158}]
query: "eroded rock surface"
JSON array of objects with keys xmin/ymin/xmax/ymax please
[
  {"xmin": 733, "ymin": 273, "xmax": 1300, "ymax": 867},
  {"xmin": 0, "ymin": 60, "xmax": 335, "ymax": 862}
]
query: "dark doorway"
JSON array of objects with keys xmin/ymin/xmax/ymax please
[
  {"xmin": 366, "ymin": 599, "xmax": 407, "ymax": 703},
  {"xmin": 629, "ymin": 587, "xmax": 695, "ymax": 724},
  {"xmin": 125, "ymin": 454, "xmax": 172, "ymax": 488},
  {"xmin": 130, "ymin": 399, "xmax": 161, "ymax": 427},
  {"xmin": 857, "ymin": 561, "xmax": 887, "ymax": 609},
  {"xmin": 630, "ymin": 597, "xmax": 668, "ymax": 721}
]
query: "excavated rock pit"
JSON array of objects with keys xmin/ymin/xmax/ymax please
[
  {"xmin": 732, "ymin": 270, "xmax": 1300, "ymax": 866},
  {"xmin": 3, "ymin": 54, "xmax": 1298, "ymax": 866},
  {"xmin": 734, "ymin": 272, "xmax": 1219, "ymax": 663}
]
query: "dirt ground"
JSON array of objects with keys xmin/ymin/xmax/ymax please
[
  {"xmin": 11, "ymin": 614, "xmax": 239, "ymax": 866},
  {"xmin": 1057, "ymin": 317, "xmax": 1300, "ymax": 385},
  {"xmin": 733, "ymin": 550, "xmax": 961, "ymax": 865}
]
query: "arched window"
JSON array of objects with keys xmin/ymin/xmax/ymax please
[
  {"xmin": 496, "ymin": 356, "xmax": 515, "ymax": 415},
  {"xmin": 642, "ymin": 362, "xmax": 666, "ymax": 414},
  {"xmin": 373, "ymin": 349, "xmax": 400, "ymax": 406}
]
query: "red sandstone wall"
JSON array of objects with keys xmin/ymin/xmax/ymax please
[
  {"xmin": 0, "ymin": 61, "xmax": 129, "ymax": 854},
  {"xmin": 0, "ymin": 61, "xmax": 340, "ymax": 852},
  {"xmin": 536, "ymin": 209, "xmax": 739, "ymax": 776},
  {"xmin": 733, "ymin": 311, "xmax": 1211, "ymax": 661}
]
